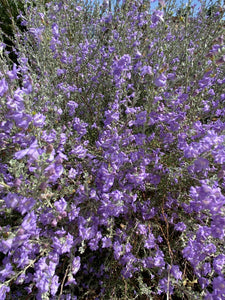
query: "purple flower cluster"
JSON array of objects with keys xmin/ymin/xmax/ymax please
[{"xmin": 0, "ymin": 0, "xmax": 225, "ymax": 298}]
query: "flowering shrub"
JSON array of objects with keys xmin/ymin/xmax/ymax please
[{"xmin": 0, "ymin": 0, "xmax": 225, "ymax": 299}]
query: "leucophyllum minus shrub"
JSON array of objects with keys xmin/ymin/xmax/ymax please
[{"xmin": 0, "ymin": 0, "xmax": 225, "ymax": 299}]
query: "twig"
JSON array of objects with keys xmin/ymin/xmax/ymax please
[{"xmin": 58, "ymin": 264, "xmax": 70, "ymax": 300}]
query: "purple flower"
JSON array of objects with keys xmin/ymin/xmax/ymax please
[
  {"xmin": 0, "ymin": 263, "xmax": 15, "ymax": 280},
  {"xmin": 201, "ymin": 262, "xmax": 212, "ymax": 276},
  {"xmin": 0, "ymin": 285, "xmax": 10, "ymax": 300},
  {"xmin": 114, "ymin": 241, "xmax": 123, "ymax": 259},
  {"xmin": 154, "ymin": 250, "xmax": 165, "ymax": 268},
  {"xmin": 151, "ymin": 10, "xmax": 164, "ymax": 24},
  {"xmin": 22, "ymin": 75, "xmax": 33, "ymax": 94},
  {"xmin": 196, "ymin": 226, "xmax": 211, "ymax": 241},
  {"xmin": 75, "ymin": 6, "xmax": 82, "ymax": 12},
  {"xmin": 211, "ymin": 221, "xmax": 225, "ymax": 240},
  {"xmin": 4, "ymin": 193, "xmax": 20, "ymax": 209},
  {"xmin": 50, "ymin": 275, "xmax": 59, "ymax": 296},
  {"xmin": 144, "ymin": 233, "xmax": 155, "ymax": 249},
  {"xmin": 153, "ymin": 96, "xmax": 163, "ymax": 103},
  {"xmin": 71, "ymin": 257, "xmax": 81, "ymax": 275},
  {"xmin": 44, "ymin": 162, "xmax": 64, "ymax": 182},
  {"xmin": 193, "ymin": 157, "xmax": 209, "ymax": 172},
  {"xmin": 137, "ymin": 224, "xmax": 147, "ymax": 235},
  {"xmin": 133, "ymin": 111, "xmax": 147, "ymax": 126},
  {"xmin": 42, "ymin": 129, "xmax": 57, "ymax": 143},
  {"xmin": 19, "ymin": 57, "xmax": 29, "ymax": 73},
  {"xmin": 15, "ymin": 139, "xmax": 40, "ymax": 160},
  {"xmin": 12, "ymin": 112, "xmax": 32, "ymax": 130},
  {"xmin": 54, "ymin": 197, "xmax": 67, "ymax": 213},
  {"xmin": 7, "ymin": 89, "xmax": 24, "ymax": 110},
  {"xmin": 167, "ymin": 73, "xmax": 176, "ymax": 81},
  {"xmin": 72, "ymin": 118, "xmax": 88, "ymax": 137},
  {"xmin": 121, "ymin": 254, "xmax": 139, "ymax": 279},
  {"xmin": 0, "ymin": 78, "xmax": 8, "ymax": 96},
  {"xmin": 57, "ymin": 68, "xmax": 66, "ymax": 76},
  {"xmin": 34, "ymin": 259, "xmax": 50, "ymax": 294},
  {"xmin": 199, "ymin": 277, "xmax": 209, "ymax": 289},
  {"xmin": 103, "ymin": 174, "xmax": 114, "ymax": 192},
  {"xmin": 140, "ymin": 65, "xmax": 153, "ymax": 76},
  {"xmin": 7, "ymin": 63, "xmax": 19, "ymax": 80},
  {"xmin": 112, "ymin": 54, "xmax": 131, "ymax": 82},
  {"xmin": 19, "ymin": 198, "xmax": 36, "ymax": 215},
  {"xmin": 52, "ymin": 233, "xmax": 74, "ymax": 254},
  {"xmin": 89, "ymin": 231, "xmax": 102, "ymax": 250},
  {"xmin": 29, "ymin": 27, "xmax": 44, "ymax": 41},
  {"xmin": 189, "ymin": 184, "xmax": 225, "ymax": 214},
  {"xmin": 126, "ymin": 168, "xmax": 147, "ymax": 186},
  {"xmin": 66, "ymin": 274, "xmax": 77, "ymax": 286},
  {"xmin": 67, "ymin": 101, "xmax": 78, "ymax": 116},
  {"xmin": 171, "ymin": 265, "xmax": 182, "ymax": 280},
  {"xmin": 135, "ymin": 50, "xmax": 142, "ymax": 59},
  {"xmin": 158, "ymin": 277, "xmax": 173, "ymax": 295},
  {"xmin": 79, "ymin": 224, "xmax": 95, "ymax": 240},
  {"xmin": 183, "ymin": 145, "xmax": 199, "ymax": 158},
  {"xmin": 213, "ymin": 276, "xmax": 225, "ymax": 294},
  {"xmin": 0, "ymin": 238, "xmax": 13, "ymax": 254},
  {"xmin": 104, "ymin": 110, "xmax": 119, "ymax": 126},
  {"xmin": 70, "ymin": 145, "xmax": 87, "ymax": 158},
  {"xmin": 68, "ymin": 168, "xmax": 78, "ymax": 179},
  {"xmin": 168, "ymin": 120, "xmax": 180, "ymax": 132},
  {"xmin": 154, "ymin": 73, "xmax": 167, "ymax": 87},
  {"xmin": 212, "ymin": 145, "xmax": 225, "ymax": 164},
  {"xmin": 68, "ymin": 204, "xmax": 80, "ymax": 221},
  {"xmin": 102, "ymin": 237, "xmax": 112, "ymax": 248},
  {"xmin": 52, "ymin": 23, "xmax": 60, "ymax": 38},
  {"xmin": 117, "ymin": 54, "xmax": 131, "ymax": 68},
  {"xmin": 33, "ymin": 113, "xmax": 46, "ymax": 127},
  {"xmin": 198, "ymin": 75, "xmax": 212, "ymax": 89},
  {"xmin": 213, "ymin": 254, "xmax": 225, "ymax": 275},
  {"xmin": 21, "ymin": 212, "xmax": 37, "ymax": 232},
  {"xmin": 174, "ymin": 222, "xmax": 186, "ymax": 231},
  {"xmin": 148, "ymin": 173, "xmax": 161, "ymax": 186}
]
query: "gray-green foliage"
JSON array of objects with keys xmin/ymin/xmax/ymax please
[{"xmin": 1, "ymin": 0, "xmax": 225, "ymax": 299}]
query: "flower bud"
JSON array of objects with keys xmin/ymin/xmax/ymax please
[
  {"xmin": 46, "ymin": 144, "xmax": 54, "ymax": 154},
  {"xmin": 39, "ymin": 182, "xmax": 47, "ymax": 191},
  {"xmin": 61, "ymin": 211, "xmax": 67, "ymax": 218},
  {"xmin": 218, "ymin": 170, "xmax": 225, "ymax": 180},
  {"xmin": 51, "ymin": 219, "xmax": 58, "ymax": 227},
  {"xmin": 14, "ymin": 178, "xmax": 22, "ymax": 187}
]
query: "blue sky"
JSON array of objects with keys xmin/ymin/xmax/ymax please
[{"xmin": 96, "ymin": 0, "xmax": 223, "ymax": 16}]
